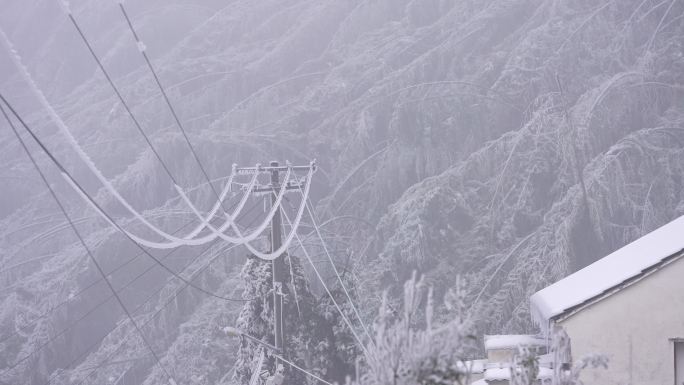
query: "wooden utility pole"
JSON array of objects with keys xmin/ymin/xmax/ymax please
[
  {"xmin": 269, "ymin": 161, "xmax": 286, "ymax": 365},
  {"xmin": 236, "ymin": 160, "xmax": 315, "ymax": 383}
]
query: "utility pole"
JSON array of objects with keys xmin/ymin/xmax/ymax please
[
  {"xmin": 236, "ymin": 160, "xmax": 315, "ymax": 384},
  {"xmin": 269, "ymin": 161, "xmax": 286, "ymax": 367}
]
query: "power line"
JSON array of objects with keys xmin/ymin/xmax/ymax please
[
  {"xmin": 1, "ymin": 224, "xmax": 217, "ymax": 355},
  {"xmin": 276, "ymin": 355, "xmax": 333, "ymax": 385},
  {"xmin": 2, "ymin": 98, "xmax": 260, "ymax": 381},
  {"xmin": 2, "ymin": 24, "xmax": 309, "ymax": 254},
  {"xmin": 35, "ymin": 204, "xmax": 263, "ymax": 385},
  {"xmin": 0, "ymin": 99, "xmax": 177, "ymax": 385},
  {"xmin": 279, "ymin": 207, "xmax": 370, "ymax": 360},
  {"xmin": 0, "ymin": 28, "xmax": 251, "ymax": 249},
  {"xmin": 116, "ymin": 1, "xmax": 229, "ymax": 214},
  {"xmin": 0, "ymin": 198, "xmax": 260, "ymax": 348},
  {"xmin": 71, "ymin": 226, "xmax": 260, "ymax": 385},
  {"xmin": 292, "ymin": 171, "xmax": 374, "ymax": 344},
  {"xmin": 63, "ymin": 9, "xmax": 178, "ymax": 185},
  {"xmin": 0, "ymin": 27, "xmax": 234, "ymax": 245},
  {"xmin": 0, "ymin": 220, "xmax": 194, "ymax": 346},
  {"xmin": 45, "ymin": 241, "xmax": 240, "ymax": 385},
  {"xmin": 0, "ymin": 93, "xmax": 249, "ymax": 303}
]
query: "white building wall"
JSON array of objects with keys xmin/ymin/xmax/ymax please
[{"xmin": 557, "ymin": 255, "xmax": 684, "ymax": 385}]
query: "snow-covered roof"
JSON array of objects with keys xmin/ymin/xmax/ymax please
[
  {"xmin": 530, "ymin": 215, "xmax": 684, "ymax": 330},
  {"xmin": 484, "ymin": 334, "xmax": 546, "ymax": 350}
]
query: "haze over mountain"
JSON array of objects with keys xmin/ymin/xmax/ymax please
[{"xmin": 1, "ymin": 0, "xmax": 683, "ymax": 384}]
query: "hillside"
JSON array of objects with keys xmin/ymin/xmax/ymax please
[{"xmin": 1, "ymin": 0, "xmax": 683, "ymax": 383}]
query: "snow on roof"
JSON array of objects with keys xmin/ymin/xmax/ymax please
[
  {"xmin": 484, "ymin": 334, "xmax": 546, "ymax": 350},
  {"xmin": 530, "ymin": 215, "xmax": 684, "ymax": 331}
]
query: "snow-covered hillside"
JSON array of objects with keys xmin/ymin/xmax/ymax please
[{"xmin": 1, "ymin": 0, "xmax": 683, "ymax": 383}]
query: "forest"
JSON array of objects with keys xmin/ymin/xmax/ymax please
[{"xmin": 0, "ymin": 0, "xmax": 683, "ymax": 384}]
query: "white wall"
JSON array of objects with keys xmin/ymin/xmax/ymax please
[{"xmin": 557, "ymin": 255, "xmax": 684, "ymax": 385}]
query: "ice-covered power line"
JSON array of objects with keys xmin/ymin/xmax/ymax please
[
  {"xmin": 0, "ymin": 100, "xmax": 268, "ymax": 384},
  {"xmin": 0, "ymin": 28, "xmax": 272, "ymax": 249},
  {"xmin": 68, "ymin": 202, "xmax": 268, "ymax": 384},
  {"xmin": 61, "ymin": 7, "xmax": 179, "ymax": 186},
  {"xmin": 0, "ymin": 28, "xmax": 219, "ymax": 245},
  {"xmin": 0, "ymin": 93, "xmax": 252, "ymax": 302},
  {"xmin": 61, "ymin": 8, "xmax": 264, "ymax": 243},
  {"xmin": 279, "ymin": 207, "xmax": 371, "ymax": 360},
  {"xmin": 291, "ymin": 171, "xmax": 375, "ymax": 344},
  {"xmin": 177, "ymin": 164, "xmax": 315, "ymax": 259},
  {"xmin": 115, "ymin": 2, "xmax": 322, "ymax": 259},
  {"xmin": 116, "ymin": 1, "xmax": 230, "ymax": 217},
  {"xmin": 0, "ymin": 201, "xmax": 259, "ymax": 350},
  {"xmin": 45, "ymin": 240, "xmax": 242, "ymax": 385},
  {"xmin": 0, "ymin": 199, "xmax": 261, "ymax": 347},
  {"xmin": 72, "ymin": 236, "xmax": 252, "ymax": 385},
  {"xmin": 0, "ymin": 98, "xmax": 178, "ymax": 385},
  {"xmin": 1, "ymin": 19, "xmax": 316, "ymax": 260}
]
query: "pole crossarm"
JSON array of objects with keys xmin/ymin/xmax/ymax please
[
  {"xmin": 236, "ymin": 162, "xmax": 316, "ymax": 174},
  {"xmin": 252, "ymin": 181, "xmax": 308, "ymax": 194}
]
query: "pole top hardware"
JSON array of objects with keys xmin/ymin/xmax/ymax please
[{"xmin": 235, "ymin": 160, "xmax": 316, "ymax": 174}]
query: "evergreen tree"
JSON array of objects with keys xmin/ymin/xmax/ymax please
[{"xmin": 233, "ymin": 254, "xmax": 358, "ymax": 385}]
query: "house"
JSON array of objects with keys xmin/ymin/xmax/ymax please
[
  {"xmin": 530, "ymin": 214, "xmax": 684, "ymax": 385},
  {"xmin": 470, "ymin": 215, "xmax": 684, "ymax": 385}
]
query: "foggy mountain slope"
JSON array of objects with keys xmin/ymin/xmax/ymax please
[
  {"xmin": 371, "ymin": 112, "xmax": 684, "ymax": 334},
  {"xmin": 358, "ymin": 0, "xmax": 684, "ymax": 333},
  {"xmin": 0, "ymin": 0, "xmax": 683, "ymax": 383}
]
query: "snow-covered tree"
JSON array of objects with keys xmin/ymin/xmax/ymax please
[
  {"xmin": 352, "ymin": 272, "xmax": 477, "ymax": 385},
  {"xmin": 232, "ymin": 253, "xmax": 357, "ymax": 385}
]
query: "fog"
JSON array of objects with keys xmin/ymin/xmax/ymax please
[{"xmin": 1, "ymin": 1, "xmax": 683, "ymax": 384}]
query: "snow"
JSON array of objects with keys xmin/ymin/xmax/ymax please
[
  {"xmin": 483, "ymin": 367, "xmax": 553, "ymax": 380},
  {"xmin": 530, "ymin": 214, "xmax": 684, "ymax": 332},
  {"xmin": 2, "ymin": 27, "xmax": 313, "ymax": 253},
  {"xmin": 484, "ymin": 334, "xmax": 546, "ymax": 350},
  {"xmin": 484, "ymin": 367, "xmax": 510, "ymax": 380},
  {"xmin": 537, "ymin": 367, "xmax": 553, "ymax": 379}
]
